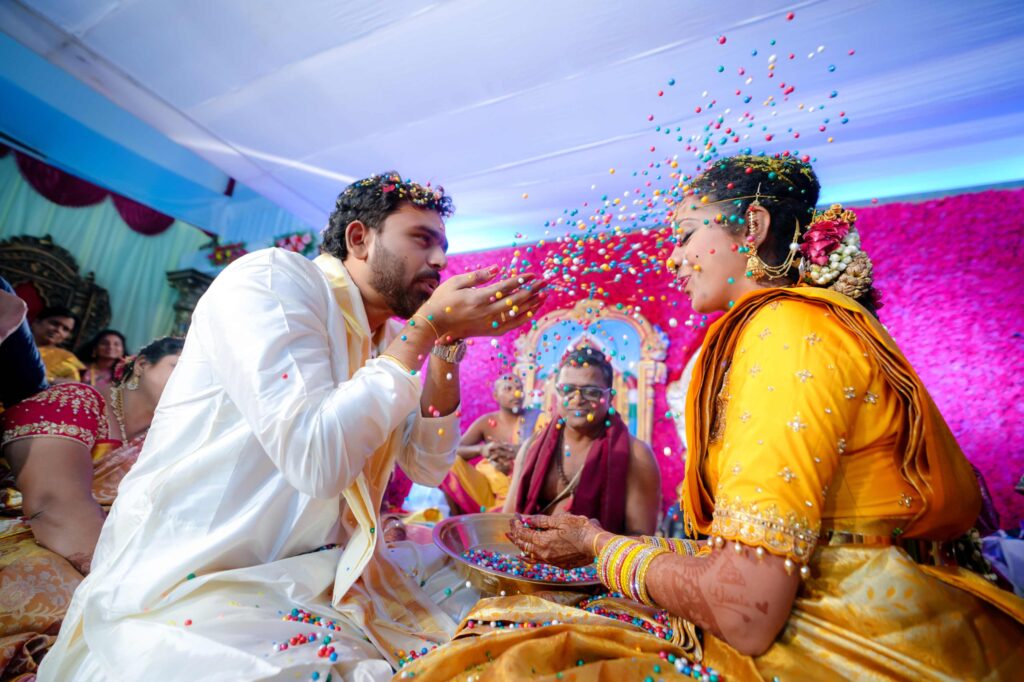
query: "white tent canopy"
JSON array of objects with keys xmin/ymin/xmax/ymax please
[{"xmin": 2, "ymin": 0, "xmax": 1022, "ymax": 252}]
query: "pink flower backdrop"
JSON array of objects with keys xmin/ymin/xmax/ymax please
[{"xmin": 445, "ymin": 188, "xmax": 1024, "ymax": 526}]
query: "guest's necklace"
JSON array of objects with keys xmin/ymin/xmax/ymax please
[
  {"xmin": 110, "ymin": 385, "xmax": 128, "ymax": 442},
  {"xmin": 556, "ymin": 439, "xmax": 572, "ymax": 487}
]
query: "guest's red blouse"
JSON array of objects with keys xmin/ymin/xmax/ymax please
[{"xmin": 1, "ymin": 383, "xmax": 118, "ymax": 451}]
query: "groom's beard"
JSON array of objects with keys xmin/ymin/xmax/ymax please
[{"xmin": 369, "ymin": 243, "xmax": 439, "ymax": 319}]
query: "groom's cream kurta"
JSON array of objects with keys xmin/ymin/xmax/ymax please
[{"xmin": 39, "ymin": 249, "xmax": 460, "ymax": 681}]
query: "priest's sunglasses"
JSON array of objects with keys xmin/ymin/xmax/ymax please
[{"xmin": 555, "ymin": 383, "xmax": 611, "ymax": 402}]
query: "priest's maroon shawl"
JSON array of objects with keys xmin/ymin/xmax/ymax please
[{"xmin": 514, "ymin": 413, "xmax": 631, "ymax": 533}]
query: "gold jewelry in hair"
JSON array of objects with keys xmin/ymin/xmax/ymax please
[{"xmin": 723, "ymin": 154, "xmax": 816, "ymax": 185}]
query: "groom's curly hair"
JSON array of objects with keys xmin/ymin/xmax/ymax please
[{"xmin": 320, "ymin": 171, "xmax": 454, "ymax": 261}]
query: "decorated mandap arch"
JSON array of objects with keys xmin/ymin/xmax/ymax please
[{"xmin": 512, "ymin": 298, "xmax": 668, "ymax": 444}]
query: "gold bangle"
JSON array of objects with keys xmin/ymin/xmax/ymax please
[
  {"xmin": 412, "ymin": 313, "xmax": 440, "ymax": 339},
  {"xmin": 628, "ymin": 546, "xmax": 658, "ymax": 602},
  {"xmin": 378, "ymin": 353, "xmax": 414, "ymax": 375},
  {"xmin": 591, "ymin": 531, "xmax": 610, "ymax": 557},
  {"xmin": 636, "ymin": 548, "xmax": 669, "ymax": 605},
  {"xmin": 607, "ymin": 539, "xmax": 635, "ymax": 592},
  {"xmin": 617, "ymin": 543, "xmax": 645, "ymax": 594},
  {"xmin": 597, "ymin": 537, "xmax": 630, "ymax": 593},
  {"xmin": 642, "ymin": 535, "xmax": 668, "ymax": 549},
  {"xmin": 673, "ymin": 538, "xmax": 700, "ymax": 556},
  {"xmin": 597, "ymin": 536, "xmax": 627, "ymax": 579}
]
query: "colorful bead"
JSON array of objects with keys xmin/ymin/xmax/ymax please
[{"xmin": 461, "ymin": 548, "xmax": 597, "ymax": 583}]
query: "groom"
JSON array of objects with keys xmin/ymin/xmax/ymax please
[{"xmin": 40, "ymin": 172, "xmax": 546, "ymax": 681}]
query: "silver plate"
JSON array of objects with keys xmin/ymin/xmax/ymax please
[{"xmin": 432, "ymin": 513, "xmax": 601, "ymax": 595}]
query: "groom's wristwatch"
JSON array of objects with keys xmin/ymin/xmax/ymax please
[{"xmin": 431, "ymin": 340, "xmax": 467, "ymax": 364}]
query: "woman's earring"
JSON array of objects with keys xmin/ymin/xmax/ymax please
[
  {"xmin": 745, "ymin": 208, "xmax": 767, "ymax": 279},
  {"xmin": 126, "ymin": 374, "xmax": 140, "ymax": 391}
]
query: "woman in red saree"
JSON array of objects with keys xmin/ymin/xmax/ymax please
[{"xmin": 0, "ymin": 336, "xmax": 182, "ymax": 680}]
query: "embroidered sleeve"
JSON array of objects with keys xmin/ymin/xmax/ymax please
[
  {"xmin": 0, "ymin": 383, "xmax": 105, "ymax": 450},
  {"xmin": 710, "ymin": 299, "xmax": 870, "ymax": 563}
]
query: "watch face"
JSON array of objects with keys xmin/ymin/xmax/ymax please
[{"xmin": 432, "ymin": 341, "xmax": 466, "ymax": 363}]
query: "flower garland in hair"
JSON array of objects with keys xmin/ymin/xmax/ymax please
[
  {"xmin": 356, "ymin": 172, "xmax": 450, "ymax": 213},
  {"xmin": 112, "ymin": 355, "xmax": 135, "ymax": 383},
  {"xmin": 799, "ymin": 204, "xmax": 874, "ymax": 300}
]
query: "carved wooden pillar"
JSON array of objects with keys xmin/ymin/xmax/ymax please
[{"xmin": 166, "ymin": 269, "xmax": 213, "ymax": 337}]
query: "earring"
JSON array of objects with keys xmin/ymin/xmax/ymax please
[
  {"xmin": 126, "ymin": 374, "xmax": 140, "ymax": 391},
  {"xmin": 745, "ymin": 184, "xmax": 768, "ymax": 279},
  {"xmin": 743, "ymin": 183, "xmax": 801, "ymax": 280}
]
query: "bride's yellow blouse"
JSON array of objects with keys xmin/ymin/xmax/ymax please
[
  {"xmin": 684, "ymin": 287, "xmax": 981, "ymax": 564},
  {"xmin": 708, "ymin": 297, "xmax": 913, "ymax": 551}
]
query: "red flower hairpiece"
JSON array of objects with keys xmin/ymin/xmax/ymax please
[
  {"xmin": 799, "ymin": 218, "xmax": 851, "ymax": 266},
  {"xmin": 112, "ymin": 355, "xmax": 135, "ymax": 382}
]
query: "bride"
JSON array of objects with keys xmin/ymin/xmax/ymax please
[{"xmin": 398, "ymin": 154, "xmax": 1024, "ymax": 681}]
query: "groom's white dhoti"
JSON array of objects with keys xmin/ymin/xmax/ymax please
[{"xmin": 39, "ymin": 249, "xmax": 463, "ymax": 681}]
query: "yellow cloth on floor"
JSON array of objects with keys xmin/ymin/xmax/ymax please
[{"xmin": 393, "ymin": 596, "xmax": 689, "ymax": 681}]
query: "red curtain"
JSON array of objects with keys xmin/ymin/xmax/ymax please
[
  {"xmin": 15, "ymin": 152, "xmax": 108, "ymax": 208},
  {"xmin": 111, "ymin": 194, "xmax": 175, "ymax": 235},
  {"xmin": 7, "ymin": 146, "xmax": 176, "ymax": 236}
]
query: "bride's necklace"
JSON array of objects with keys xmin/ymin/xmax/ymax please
[{"xmin": 110, "ymin": 385, "xmax": 128, "ymax": 442}]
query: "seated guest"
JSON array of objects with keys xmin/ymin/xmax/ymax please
[
  {"xmin": 1, "ymin": 336, "xmax": 182, "ymax": 573},
  {"xmin": 441, "ymin": 372, "xmax": 546, "ymax": 513},
  {"xmin": 76, "ymin": 329, "xmax": 128, "ymax": 396},
  {"xmin": 29, "ymin": 305, "xmax": 85, "ymax": 383},
  {"xmin": 504, "ymin": 345, "xmax": 661, "ymax": 536},
  {"xmin": 0, "ymin": 336, "xmax": 181, "ymax": 679},
  {"xmin": 0, "ymin": 277, "xmax": 47, "ymax": 408}
]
